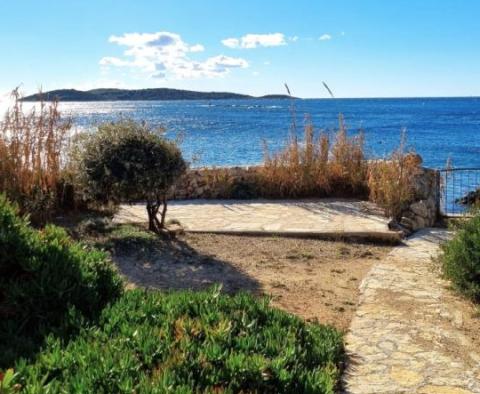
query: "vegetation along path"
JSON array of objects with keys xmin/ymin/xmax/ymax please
[
  {"xmin": 344, "ymin": 228, "xmax": 480, "ymax": 394},
  {"xmin": 115, "ymin": 199, "xmax": 401, "ymax": 242}
]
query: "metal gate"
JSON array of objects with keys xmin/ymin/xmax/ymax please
[{"xmin": 439, "ymin": 168, "xmax": 480, "ymax": 216}]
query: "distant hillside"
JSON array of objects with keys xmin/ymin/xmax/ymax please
[{"xmin": 22, "ymin": 88, "xmax": 294, "ymax": 102}]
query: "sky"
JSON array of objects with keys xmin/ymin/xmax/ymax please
[{"xmin": 1, "ymin": 0, "xmax": 480, "ymax": 99}]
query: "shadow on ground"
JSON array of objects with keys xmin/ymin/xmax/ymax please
[{"xmin": 92, "ymin": 222, "xmax": 262, "ymax": 295}]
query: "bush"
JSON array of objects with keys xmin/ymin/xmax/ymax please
[
  {"xmin": 77, "ymin": 120, "xmax": 186, "ymax": 233},
  {"xmin": 440, "ymin": 214, "xmax": 480, "ymax": 303},
  {"xmin": 13, "ymin": 288, "xmax": 343, "ymax": 393},
  {"xmin": 0, "ymin": 195, "xmax": 123, "ymax": 367}
]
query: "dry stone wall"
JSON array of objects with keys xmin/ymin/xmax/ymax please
[{"xmin": 169, "ymin": 166, "xmax": 261, "ymax": 200}]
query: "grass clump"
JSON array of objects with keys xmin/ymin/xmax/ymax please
[
  {"xmin": 440, "ymin": 214, "xmax": 480, "ymax": 303},
  {"xmin": 12, "ymin": 288, "xmax": 343, "ymax": 393},
  {"xmin": 0, "ymin": 194, "xmax": 123, "ymax": 367},
  {"xmin": 367, "ymin": 133, "xmax": 422, "ymax": 219},
  {"xmin": 88, "ymin": 222, "xmax": 159, "ymax": 255},
  {"xmin": 0, "ymin": 89, "xmax": 72, "ymax": 223},
  {"xmin": 260, "ymin": 115, "xmax": 367, "ymax": 198}
]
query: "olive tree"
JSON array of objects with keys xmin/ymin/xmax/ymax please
[{"xmin": 79, "ymin": 120, "xmax": 186, "ymax": 233}]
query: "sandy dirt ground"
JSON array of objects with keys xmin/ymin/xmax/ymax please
[{"xmin": 113, "ymin": 232, "xmax": 392, "ymax": 331}]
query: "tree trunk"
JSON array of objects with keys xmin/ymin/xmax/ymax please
[
  {"xmin": 146, "ymin": 194, "xmax": 168, "ymax": 234},
  {"xmin": 146, "ymin": 201, "xmax": 160, "ymax": 233},
  {"xmin": 160, "ymin": 194, "xmax": 168, "ymax": 228}
]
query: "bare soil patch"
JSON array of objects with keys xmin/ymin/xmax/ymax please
[{"xmin": 97, "ymin": 224, "xmax": 391, "ymax": 331}]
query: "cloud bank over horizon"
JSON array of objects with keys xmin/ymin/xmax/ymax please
[{"xmin": 100, "ymin": 31, "xmax": 249, "ymax": 80}]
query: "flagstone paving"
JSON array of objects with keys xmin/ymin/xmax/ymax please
[
  {"xmin": 344, "ymin": 228, "xmax": 480, "ymax": 393},
  {"xmin": 115, "ymin": 199, "xmax": 401, "ymax": 241}
]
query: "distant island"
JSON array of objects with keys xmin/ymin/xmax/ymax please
[{"xmin": 22, "ymin": 88, "xmax": 294, "ymax": 102}]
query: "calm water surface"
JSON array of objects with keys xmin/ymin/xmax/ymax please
[{"xmin": 57, "ymin": 97, "xmax": 480, "ymax": 168}]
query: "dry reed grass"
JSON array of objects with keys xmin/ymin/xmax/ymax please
[
  {"xmin": 367, "ymin": 132, "xmax": 422, "ymax": 219},
  {"xmin": 0, "ymin": 88, "xmax": 72, "ymax": 222},
  {"xmin": 259, "ymin": 85, "xmax": 421, "ymax": 217},
  {"xmin": 259, "ymin": 114, "xmax": 368, "ymax": 198}
]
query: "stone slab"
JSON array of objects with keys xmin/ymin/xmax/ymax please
[{"xmin": 114, "ymin": 198, "xmax": 402, "ymax": 242}]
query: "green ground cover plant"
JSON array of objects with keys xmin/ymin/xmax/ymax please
[
  {"xmin": 440, "ymin": 213, "xmax": 480, "ymax": 303},
  {"xmin": 0, "ymin": 195, "xmax": 123, "ymax": 367},
  {"xmin": 12, "ymin": 288, "xmax": 343, "ymax": 393}
]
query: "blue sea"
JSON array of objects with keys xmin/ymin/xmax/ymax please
[{"xmin": 58, "ymin": 97, "xmax": 480, "ymax": 169}]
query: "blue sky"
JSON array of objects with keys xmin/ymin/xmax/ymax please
[{"xmin": 1, "ymin": 0, "xmax": 479, "ymax": 98}]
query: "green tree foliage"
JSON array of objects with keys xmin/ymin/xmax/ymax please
[{"xmin": 78, "ymin": 120, "xmax": 186, "ymax": 233}]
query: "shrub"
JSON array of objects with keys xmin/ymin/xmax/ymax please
[
  {"xmin": 0, "ymin": 195, "xmax": 123, "ymax": 367},
  {"xmin": 440, "ymin": 214, "xmax": 480, "ymax": 303},
  {"xmin": 13, "ymin": 288, "xmax": 344, "ymax": 393},
  {"xmin": 77, "ymin": 120, "xmax": 186, "ymax": 233},
  {"xmin": 367, "ymin": 134, "xmax": 422, "ymax": 219},
  {"xmin": 0, "ymin": 89, "xmax": 72, "ymax": 223}
]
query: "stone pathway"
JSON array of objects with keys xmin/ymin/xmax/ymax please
[
  {"xmin": 115, "ymin": 199, "xmax": 401, "ymax": 242},
  {"xmin": 344, "ymin": 228, "xmax": 480, "ymax": 393}
]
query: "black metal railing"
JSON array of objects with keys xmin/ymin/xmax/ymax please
[{"xmin": 439, "ymin": 167, "xmax": 480, "ymax": 216}]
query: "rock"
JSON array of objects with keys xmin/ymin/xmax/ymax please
[
  {"xmin": 400, "ymin": 214, "xmax": 427, "ymax": 231},
  {"xmin": 456, "ymin": 188, "xmax": 480, "ymax": 206},
  {"xmin": 409, "ymin": 200, "xmax": 430, "ymax": 218},
  {"xmin": 388, "ymin": 219, "xmax": 411, "ymax": 237},
  {"xmin": 165, "ymin": 223, "xmax": 184, "ymax": 237}
]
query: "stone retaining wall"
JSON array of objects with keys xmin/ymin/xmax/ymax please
[
  {"xmin": 169, "ymin": 165, "xmax": 441, "ymax": 231},
  {"xmin": 169, "ymin": 166, "xmax": 261, "ymax": 200},
  {"xmin": 399, "ymin": 167, "xmax": 440, "ymax": 231}
]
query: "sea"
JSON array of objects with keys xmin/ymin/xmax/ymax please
[{"xmin": 12, "ymin": 97, "xmax": 480, "ymax": 169}]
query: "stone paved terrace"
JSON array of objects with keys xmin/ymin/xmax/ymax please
[
  {"xmin": 114, "ymin": 199, "xmax": 401, "ymax": 242},
  {"xmin": 344, "ymin": 228, "xmax": 480, "ymax": 394}
]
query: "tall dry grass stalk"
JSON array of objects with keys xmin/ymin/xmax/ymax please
[
  {"xmin": 260, "ymin": 114, "xmax": 368, "ymax": 198},
  {"xmin": 0, "ymin": 88, "xmax": 72, "ymax": 221},
  {"xmin": 367, "ymin": 131, "xmax": 422, "ymax": 219}
]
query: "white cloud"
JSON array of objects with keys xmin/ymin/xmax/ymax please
[
  {"xmin": 100, "ymin": 31, "xmax": 248, "ymax": 80},
  {"xmin": 289, "ymin": 36, "xmax": 299, "ymax": 42},
  {"xmin": 221, "ymin": 38, "xmax": 240, "ymax": 48},
  {"xmin": 319, "ymin": 34, "xmax": 332, "ymax": 41},
  {"xmin": 222, "ymin": 33, "xmax": 286, "ymax": 49},
  {"xmin": 205, "ymin": 55, "xmax": 248, "ymax": 68},
  {"xmin": 189, "ymin": 44, "xmax": 205, "ymax": 52},
  {"xmin": 99, "ymin": 56, "xmax": 132, "ymax": 67}
]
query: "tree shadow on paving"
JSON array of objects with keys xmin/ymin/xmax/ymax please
[{"xmin": 104, "ymin": 224, "xmax": 261, "ymax": 295}]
